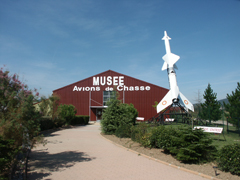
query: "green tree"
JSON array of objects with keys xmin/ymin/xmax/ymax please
[
  {"xmin": 199, "ymin": 83, "xmax": 221, "ymax": 123},
  {"xmin": 224, "ymin": 82, "xmax": 240, "ymax": 127}
]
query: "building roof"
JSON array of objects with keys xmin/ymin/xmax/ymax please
[{"xmin": 53, "ymin": 70, "xmax": 168, "ymax": 92}]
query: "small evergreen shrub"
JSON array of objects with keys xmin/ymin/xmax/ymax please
[
  {"xmin": 149, "ymin": 125, "xmax": 217, "ymax": 163},
  {"xmin": 126, "ymin": 103, "xmax": 138, "ymax": 125},
  {"xmin": 217, "ymin": 143, "xmax": 240, "ymax": 176},
  {"xmin": 101, "ymin": 98, "xmax": 122, "ymax": 134},
  {"xmin": 175, "ymin": 126, "xmax": 217, "ymax": 163},
  {"xmin": 155, "ymin": 126, "xmax": 179, "ymax": 153},
  {"xmin": 149, "ymin": 125, "xmax": 180, "ymax": 152},
  {"xmin": 149, "ymin": 126, "xmax": 162, "ymax": 148}
]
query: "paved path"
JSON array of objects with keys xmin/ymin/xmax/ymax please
[{"xmin": 28, "ymin": 124, "xmax": 209, "ymax": 180}]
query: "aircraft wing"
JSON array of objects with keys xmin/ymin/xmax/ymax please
[
  {"xmin": 162, "ymin": 53, "xmax": 180, "ymax": 67},
  {"xmin": 157, "ymin": 90, "xmax": 173, "ymax": 113},
  {"xmin": 162, "ymin": 61, "xmax": 168, "ymax": 71}
]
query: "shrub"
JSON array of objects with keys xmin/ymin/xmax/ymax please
[
  {"xmin": 217, "ymin": 143, "xmax": 240, "ymax": 175},
  {"xmin": 0, "ymin": 67, "xmax": 41, "ymax": 149},
  {"xmin": 131, "ymin": 123, "xmax": 151, "ymax": 147},
  {"xmin": 58, "ymin": 104, "xmax": 77, "ymax": 125},
  {"xmin": 118, "ymin": 103, "xmax": 138, "ymax": 128},
  {"xmin": 174, "ymin": 126, "xmax": 217, "ymax": 163},
  {"xmin": 154, "ymin": 126, "xmax": 179, "ymax": 153},
  {"xmin": 52, "ymin": 117, "xmax": 66, "ymax": 128},
  {"xmin": 149, "ymin": 125, "xmax": 217, "ymax": 163},
  {"xmin": 0, "ymin": 67, "xmax": 42, "ymax": 177},
  {"xmin": 0, "ymin": 136, "xmax": 19, "ymax": 178},
  {"xmin": 125, "ymin": 103, "xmax": 138, "ymax": 125},
  {"xmin": 115, "ymin": 124, "xmax": 132, "ymax": 138},
  {"xmin": 39, "ymin": 115, "xmax": 89, "ymax": 131},
  {"xmin": 39, "ymin": 116, "xmax": 54, "ymax": 131},
  {"xmin": 149, "ymin": 126, "xmax": 164, "ymax": 148},
  {"xmin": 71, "ymin": 115, "xmax": 89, "ymax": 125},
  {"xmin": 101, "ymin": 98, "xmax": 120, "ymax": 134},
  {"xmin": 101, "ymin": 97, "xmax": 138, "ymax": 134}
]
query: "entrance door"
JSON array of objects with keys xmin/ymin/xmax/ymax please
[{"xmin": 96, "ymin": 109, "xmax": 102, "ymax": 121}]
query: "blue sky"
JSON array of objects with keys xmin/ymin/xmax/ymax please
[{"xmin": 1, "ymin": 0, "xmax": 239, "ymax": 103}]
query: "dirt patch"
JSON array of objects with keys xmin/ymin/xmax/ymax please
[{"xmin": 101, "ymin": 133, "xmax": 240, "ymax": 180}]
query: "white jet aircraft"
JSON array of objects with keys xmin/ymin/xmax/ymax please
[{"xmin": 157, "ymin": 31, "xmax": 194, "ymax": 113}]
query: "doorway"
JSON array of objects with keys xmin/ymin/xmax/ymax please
[{"xmin": 96, "ymin": 109, "xmax": 103, "ymax": 121}]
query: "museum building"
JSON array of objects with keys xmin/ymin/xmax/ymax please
[{"xmin": 53, "ymin": 70, "xmax": 169, "ymax": 121}]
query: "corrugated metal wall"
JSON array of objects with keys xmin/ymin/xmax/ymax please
[{"xmin": 53, "ymin": 70, "xmax": 169, "ymax": 121}]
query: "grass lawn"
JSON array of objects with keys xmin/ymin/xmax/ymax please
[{"xmin": 210, "ymin": 126, "xmax": 240, "ymax": 150}]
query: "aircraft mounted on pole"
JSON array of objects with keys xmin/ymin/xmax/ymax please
[{"xmin": 157, "ymin": 31, "xmax": 194, "ymax": 113}]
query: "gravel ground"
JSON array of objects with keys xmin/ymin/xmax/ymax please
[{"xmin": 101, "ymin": 133, "xmax": 240, "ymax": 180}]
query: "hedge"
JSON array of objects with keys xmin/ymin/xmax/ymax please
[
  {"xmin": 39, "ymin": 116, "xmax": 55, "ymax": 131},
  {"xmin": 39, "ymin": 115, "xmax": 89, "ymax": 131},
  {"xmin": 71, "ymin": 115, "xmax": 89, "ymax": 125}
]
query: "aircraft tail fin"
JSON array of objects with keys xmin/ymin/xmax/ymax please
[{"xmin": 178, "ymin": 92, "xmax": 194, "ymax": 112}]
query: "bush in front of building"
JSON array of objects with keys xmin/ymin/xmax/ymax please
[
  {"xmin": 58, "ymin": 104, "xmax": 77, "ymax": 125},
  {"xmin": 174, "ymin": 125, "xmax": 217, "ymax": 163},
  {"xmin": 39, "ymin": 115, "xmax": 89, "ymax": 131},
  {"xmin": 149, "ymin": 125, "xmax": 178, "ymax": 151},
  {"xmin": 125, "ymin": 103, "xmax": 138, "ymax": 125},
  {"xmin": 131, "ymin": 123, "xmax": 152, "ymax": 147},
  {"xmin": 101, "ymin": 98, "xmax": 138, "ymax": 135},
  {"xmin": 217, "ymin": 143, "xmax": 240, "ymax": 176},
  {"xmin": 131, "ymin": 124, "xmax": 217, "ymax": 163},
  {"xmin": 39, "ymin": 116, "xmax": 64, "ymax": 130},
  {"xmin": 71, "ymin": 115, "xmax": 89, "ymax": 125},
  {"xmin": 115, "ymin": 124, "xmax": 132, "ymax": 138},
  {"xmin": 39, "ymin": 116, "xmax": 55, "ymax": 131}
]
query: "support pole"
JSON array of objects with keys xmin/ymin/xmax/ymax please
[{"xmin": 89, "ymin": 91, "xmax": 91, "ymax": 122}]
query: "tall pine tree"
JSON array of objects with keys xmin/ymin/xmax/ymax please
[
  {"xmin": 199, "ymin": 83, "xmax": 221, "ymax": 123},
  {"xmin": 224, "ymin": 82, "xmax": 240, "ymax": 127}
]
